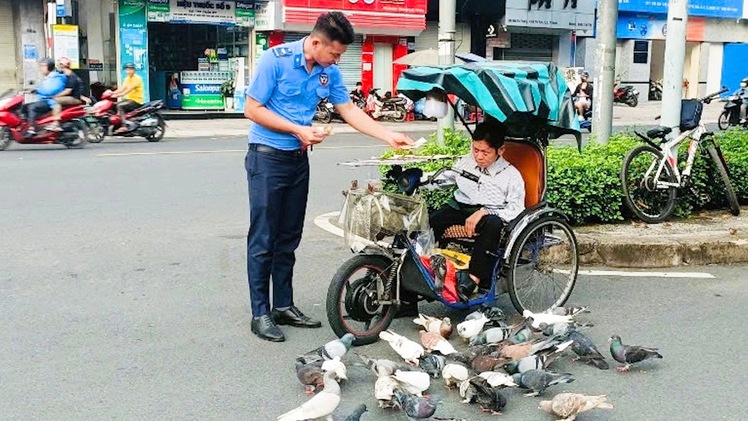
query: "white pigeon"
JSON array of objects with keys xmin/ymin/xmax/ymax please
[
  {"xmin": 456, "ymin": 314, "xmax": 489, "ymax": 341},
  {"xmin": 277, "ymin": 371, "xmax": 341, "ymax": 421},
  {"xmin": 321, "ymin": 357, "xmax": 347, "ymax": 381},
  {"xmin": 442, "ymin": 363, "xmax": 471, "ymax": 387},
  {"xmin": 379, "ymin": 330, "xmax": 424, "ymax": 364},
  {"xmin": 523, "ymin": 310, "xmax": 573, "ymax": 329},
  {"xmin": 478, "ymin": 371, "xmax": 518, "ymax": 388},
  {"xmin": 413, "ymin": 313, "xmax": 442, "ymax": 333},
  {"xmin": 393, "ymin": 369, "xmax": 430, "ymax": 396},
  {"xmin": 374, "ymin": 375, "xmax": 400, "ymax": 408}
]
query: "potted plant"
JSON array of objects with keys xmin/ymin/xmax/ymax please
[{"xmin": 220, "ymin": 78, "xmax": 235, "ymax": 111}]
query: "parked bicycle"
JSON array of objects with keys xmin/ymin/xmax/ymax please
[{"xmin": 621, "ymin": 87, "xmax": 740, "ymax": 223}]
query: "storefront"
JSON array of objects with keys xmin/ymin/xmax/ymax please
[
  {"xmin": 117, "ymin": 0, "xmax": 255, "ymax": 110},
  {"xmin": 253, "ymin": 0, "xmax": 426, "ymax": 94},
  {"xmin": 616, "ymin": 0, "xmax": 745, "ymax": 99}
]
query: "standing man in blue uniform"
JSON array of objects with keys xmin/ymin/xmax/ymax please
[{"xmin": 243, "ymin": 12, "xmax": 413, "ymax": 342}]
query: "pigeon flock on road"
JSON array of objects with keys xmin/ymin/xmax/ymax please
[{"xmin": 276, "ymin": 305, "xmax": 663, "ymax": 420}]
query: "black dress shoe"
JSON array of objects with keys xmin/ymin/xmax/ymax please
[
  {"xmin": 251, "ymin": 315, "xmax": 285, "ymax": 342},
  {"xmin": 271, "ymin": 306, "xmax": 322, "ymax": 328}
]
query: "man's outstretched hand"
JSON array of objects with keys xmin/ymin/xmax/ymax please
[{"xmin": 385, "ymin": 131, "xmax": 414, "ymax": 149}]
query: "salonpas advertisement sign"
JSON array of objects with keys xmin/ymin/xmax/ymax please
[
  {"xmin": 119, "ymin": 0, "xmax": 150, "ymax": 102},
  {"xmin": 147, "ymin": 0, "xmax": 255, "ymax": 27},
  {"xmin": 180, "ymin": 71, "xmax": 231, "ymax": 109}
]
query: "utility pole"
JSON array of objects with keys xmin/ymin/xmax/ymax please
[
  {"xmin": 437, "ymin": 0, "xmax": 456, "ymax": 144},
  {"xmin": 660, "ymin": 0, "xmax": 689, "ymax": 135},
  {"xmin": 591, "ymin": 0, "xmax": 618, "ymax": 143}
]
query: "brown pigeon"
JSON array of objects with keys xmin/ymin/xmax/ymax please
[{"xmin": 539, "ymin": 393, "xmax": 613, "ymax": 421}]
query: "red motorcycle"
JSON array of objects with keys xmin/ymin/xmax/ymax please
[
  {"xmin": 87, "ymin": 90, "xmax": 165, "ymax": 143},
  {"xmin": 0, "ymin": 90, "xmax": 88, "ymax": 151}
]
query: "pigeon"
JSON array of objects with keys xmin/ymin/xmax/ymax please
[
  {"xmin": 539, "ymin": 393, "xmax": 613, "ymax": 421},
  {"xmin": 503, "ymin": 354, "xmax": 551, "ymax": 375},
  {"xmin": 465, "ymin": 305, "xmax": 507, "ymax": 326},
  {"xmin": 418, "ymin": 354, "xmax": 446, "ymax": 378},
  {"xmin": 393, "ymin": 388, "xmax": 439, "ymax": 419},
  {"xmin": 469, "ymin": 326, "xmax": 511, "ymax": 346},
  {"xmin": 419, "ymin": 331, "xmax": 457, "ymax": 355},
  {"xmin": 304, "ymin": 334, "xmax": 356, "ymax": 361},
  {"xmin": 375, "ymin": 375, "xmax": 400, "ymax": 408},
  {"xmin": 470, "ymin": 355, "xmax": 509, "ymax": 373},
  {"xmin": 509, "ymin": 320, "xmax": 535, "ymax": 343},
  {"xmin": 548, "ymin": 306, "xmax": 590, "ymax": 317},
  {"xmin": 512, "ymin": 369, "xmax": 575, "ymax": 397},
  {"xmin": 413, "ymin": 314, "xmax": 453, "ymax": 339},
  {"xmin": 523, "ymin": 310, "xmax": 573, "ymax": 329},
  {"xmin": 458, "ymin": 376, "xmax": 507, "ymax": 415},
  {"xmin": 609, "ymin": 335, "xmax": 663, "ymax": 372},
  {"xmin": 379, "ymin": 330, "xmax": 425, "ymax": 364},
  {"xmin": 501, "ymin": 337, "xmax": 574, "ymax": 361},
  {"xmin": 478, "ymin": 371, "xmax": 518, "ymax": 388},
  {"xmin": 341, "ymin": 404, "xmax": 368, "ymax": 421},
  {"xmin": 358, "ymin": 354, "xmax": 408, "ymax": 377},
  {"xmin": 449, "ymin": 343, "xmax": 498, "ymax": 365},
  {"xmin": 277, "ymin": 371, "xmax": 341, "ymax": 421},
  {"xmin": 295, "ymin": 356, "xmax": 347, "ymax": 395},
  {"xmin": 563, "ymin": 328, "xmax": 609, "ymax": 370},
  {"xmin": 393, "ymin": 369, "xmax": 431, "ymax": 396},
  {"xmin": 430, "ymin": 254, "xmax": 448, "ymax": 293},
  {"xmin": 456, "ymin": 314, "xmax": 490, "ymax": 341},
  {"xmin": 442, "ymin": 362, "xmax": 472, "ymax": 388}
]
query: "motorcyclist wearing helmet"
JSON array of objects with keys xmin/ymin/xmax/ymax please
[
  {"xmin": 47, "ymin": 57, "xmax": 90, "ymax": 132},
  {"xmin": 110, "ymin": 62, "xmax": 144, "ymax": 133},
  {"xmin": 25, "ymin": 58, "xmax": 66, "ymax": 137},
  {"xmin": 731, "ymin": 78, "xmax": 748, "ymax": 124}
]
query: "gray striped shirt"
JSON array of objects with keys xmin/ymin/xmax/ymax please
[{"xmin": 451, "ymin": 155, "xmax": 526, "ymax": 222}]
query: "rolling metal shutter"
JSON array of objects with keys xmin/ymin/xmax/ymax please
[
  {"xmin": 0, "ymin": 0, "xmax": 18, "ymax": 93},
  {"xmin": 500, "ymin": 33, "xmax": 554, "ymax": 62},
  {"xmin": 284, "ymin": 32, "xmax": 362, "ymax": 91}
]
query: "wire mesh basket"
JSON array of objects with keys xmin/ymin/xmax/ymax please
[{"xmin": 340, "ymin": 188, "xmax": 429, "ymax": 252}]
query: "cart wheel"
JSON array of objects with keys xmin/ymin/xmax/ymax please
[
  {"xmin": 326, "ymin": 254, "xmax": 396, "ymax": 345},
  {"xmin": 506, "ymin": 216, "xmax": 578, "ymax": 314}
]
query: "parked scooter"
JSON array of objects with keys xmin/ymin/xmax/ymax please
[
  {"xmin": 315, "ymin": 98, "xmax": 336, "ymax": 124},
  {"xmin": 0, "ymin": 89, "xmax": 87, "ymax": 151},
  {"xmin": 718, "ymin": 95, "xmax": 747, "ymax": 130},
  {"xmin": 649, "ymin": 79, "xmax": 663, "ymax": 101},
  {"xmin": 613, "ymin": 79, "xmax": 639, "ymax": 107},
  {"xmin": 366, "ymin": 88, "xmax": 407, "ymax": 122},
  {"xmin": 87, "ymin": 90, "xmax": 166, "ymax": 142}
]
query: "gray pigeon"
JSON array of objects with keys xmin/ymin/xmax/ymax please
[
  {"xmin": 469, "ymin": 327, "xmax": 511, "ymax": 346},
  {"xmin": 342, "ymin": 404, "xmax": 367, "ymax": 421},
  {"xmin": 565, "ymin": 328, "xmax": 609, "ymax": 370},
  {"xmin": 550, "ymin": 305, "xmax": 590, "ymax": 316},
  {"xmin": 465, "ymin": 305, "xmax": 507, "ymax": 327},
  {"xmin": 418, "ymin": 353, "xmax": 446, "ymax": 378},
  {"xmin": 295, "ymin": 357, "xmax": 325, "ymax": 394},
  {"xmin": 393, "ymin": 388, "xmax": 439, "ymax": 419},
  {"xmin": 306, "ymin": 333, "xmax": 356, "ymax": 361},
  {"xmin": 502, "ymin": 354, "xmax": 549, "ymax": 375},
  {"xmin": 509, "ymin": 320, "xmax": 534, "ymax": 343},
  {"xmin": 357, "ymin": 354, "xmax": 408, "ymax": 377},
  {"xmin": 511, "ymin": 369, "xmax": 574, "ymax": 397},
  {"xmin": 609, "ymin": 335, "xmax": 663, "ymax": 372},
  {"xmin": 459, "ymin": 376, "xmax": 507, "ymax": 415},
  {"xmin": 430, "ymin": 254, "xmax": 447, "ymax": 293}
]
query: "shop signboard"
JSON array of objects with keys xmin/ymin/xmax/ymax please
[
  {"xmin": 180, "ymin": 71, "xmax": 230, "ymax": 110},
  {"xmin": 119, "ymin": 0, "xmax": 150, "ymax": 102},
  {"xmin": 504, "ymin": 0, "xmax": 596, "ymax": 31},
  {"xmin": 283, "ymin": 0, "xmax": 426, "ymax": 14},
  {"xmin": 254, "ymin": 0, "xmax": 280, "ymax": 30},
  {"xmin": 618, "ymin": 0, "xmax": 743, "ymax": 19},
  {"xmin": 147, "ymin": 0, "xmax": 170, "ymax": 21},
  {"xmin": 235, "ymin": 0, "xmax": 256, "ymax": 27},
  {"xmin": 53, "ymin": 25, "xmax": 80, "ymax": 69},
  {"xmin": 616, "ymin": 13, "xmax": 667, "ymax": 40},
  {"xmin": 146, "ymin": 0, "xmax": 255, "ymax": 25}
]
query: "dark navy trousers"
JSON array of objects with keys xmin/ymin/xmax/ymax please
[{"xmin": 245, "ymin": 145, "xmax": 310, "ymax": 317}]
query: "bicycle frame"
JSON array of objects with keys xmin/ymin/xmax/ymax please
[{"xmin": 647, "ymin": 124, "xmax": 707, "ymax": 189}]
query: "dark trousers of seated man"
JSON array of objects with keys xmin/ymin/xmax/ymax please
[{"xmin": 429, "ymin": 201, "xmax": 505, "ymax": 290}]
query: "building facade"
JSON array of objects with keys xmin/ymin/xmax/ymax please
[{"xmin": 1, "ymin": 0, "xmax": 47, "ymax": 93}]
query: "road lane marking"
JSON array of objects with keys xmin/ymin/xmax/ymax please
[
  {"xmin": 97, "ymin": 145, "xmax": 386, "ymax": 157},
  {"xmin": 315, "ymin": 211, "xmax": 717, "ymax": 280}
]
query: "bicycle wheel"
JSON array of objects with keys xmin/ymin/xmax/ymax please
[
  {"xmin": 326, "ymin": 254, "xmax": 396, "ymax": 345},
  {"xmin": 506, "ymin": 217, "xmax": 578, "ymax": 314},
  {"xmin": 706, "ymin": 145, "xmax": 740, "ymax": 216},
  {"xmin": 621, "ymin": 145, "xmax": 678, "ymax": 223},
  {"xmin": 717, "ymin": 111, "xmax": 731, "ymax": 131}
]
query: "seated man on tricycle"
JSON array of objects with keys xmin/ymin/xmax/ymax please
[{"xmin": 429, "ymin": 122, "xmax": 526, "ymax": 300}]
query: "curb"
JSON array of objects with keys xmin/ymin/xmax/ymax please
[{"xmin": 315, "ymin": 211, "xmax": 748, "ymax": 268}]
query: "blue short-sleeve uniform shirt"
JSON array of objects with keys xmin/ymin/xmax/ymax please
[{"xmin": 245, "ymin": 38, "xmax": 350, "ymax": 150}]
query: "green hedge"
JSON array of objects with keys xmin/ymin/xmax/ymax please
[{"xmin": 381, "ymin": 128, "xmax": 748, "ymax": 225}]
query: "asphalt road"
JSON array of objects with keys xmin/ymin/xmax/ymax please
[{"xmin": 1, "ymin": 134, "xmax": 746, "ymax": 420}]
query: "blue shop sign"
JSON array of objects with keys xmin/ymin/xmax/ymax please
[
  {"xmin": 617, "ymin": 13, "xmax": 667, "ymax": 40},
  {"xmin": 618, "ymin": 0, "xmax": 742, "ymax": 19}
]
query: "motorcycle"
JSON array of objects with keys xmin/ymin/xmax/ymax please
[
  {"xmin": 649, "ymin": 79, "xmax": 663, "ymax": 101},
  {"xmin": 87, "ymin": 90, "xmax": 166, "ymax": 142},
  {"xmin": 0, "ymin": 90, "xmax": 88, "ymax": 151},
  {"xmin": 613, "ymin": 81, "xmax": 639, "ymax": 107},
  {"xmin": 315, "ymin": 91, "xmax": 368, "ymax": 124},
  {"xmin": 718, "ymin": 95, "xmax": 747, "ymax": 130},
  {"xmin": 366, "ymin": 88, "xmax": 407, "ymax": 122}
]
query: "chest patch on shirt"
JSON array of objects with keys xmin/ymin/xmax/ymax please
[
  {"xmin": 272, "ymin": 47, "xmax": 293, "ymax": 57},
  {"xmin": 319, "ymin": 73, "xmax": 329, "ymax": 86}
]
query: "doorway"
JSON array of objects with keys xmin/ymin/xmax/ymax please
[{"xmin": 373, "ymin": 43, "xmax": 393, "ymax": 93}]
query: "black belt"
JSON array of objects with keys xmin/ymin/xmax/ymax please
[{"xmin": 249, "ymin": 143, "xmax": 306, "ymax": 156}]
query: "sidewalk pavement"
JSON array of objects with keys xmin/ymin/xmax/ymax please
[{"xmin": 163, "ymin": 101, "xmax": 724, "ymax": 139}]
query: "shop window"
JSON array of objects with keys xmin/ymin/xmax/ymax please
[{"xmin": 633, "ymin": 41, "xmax": 649, "ymax": 64}]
